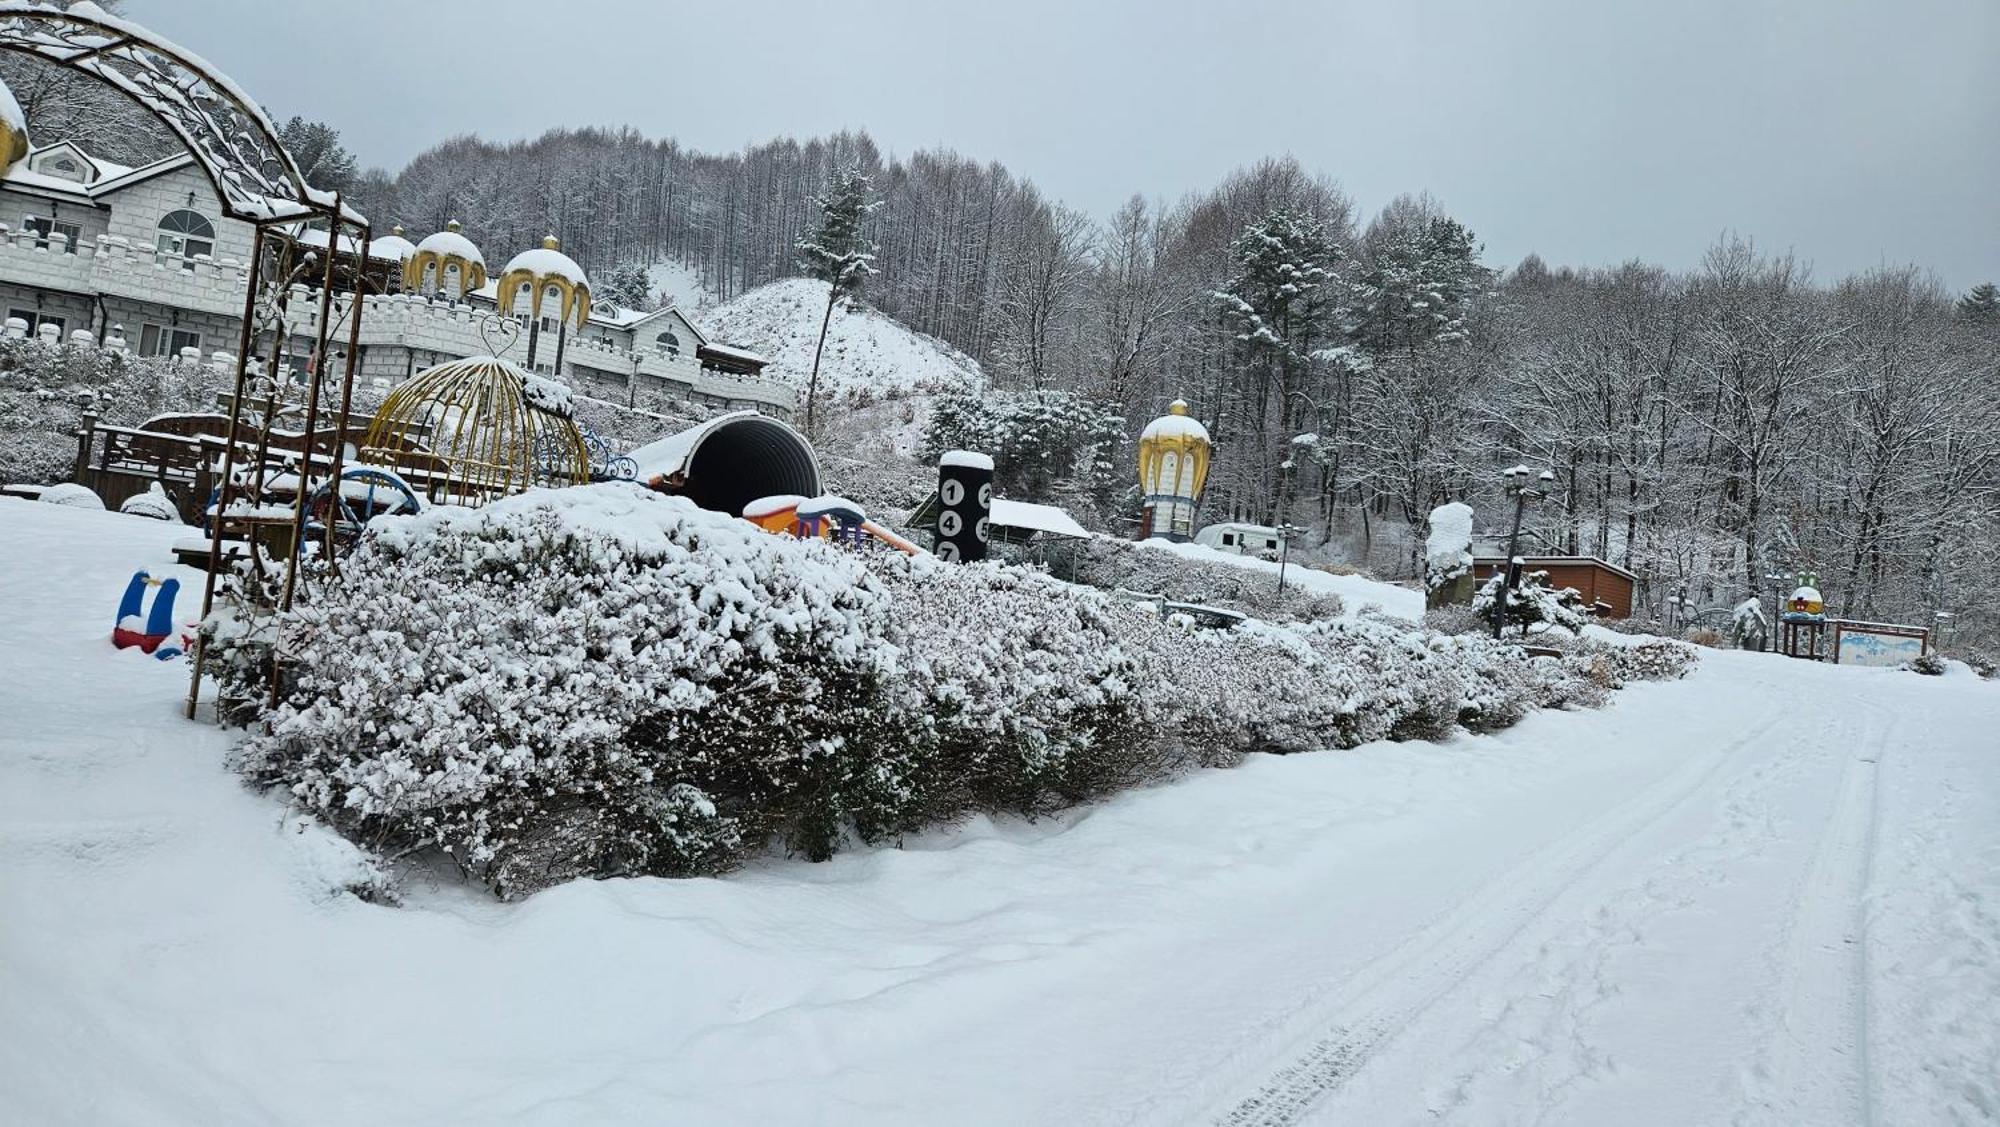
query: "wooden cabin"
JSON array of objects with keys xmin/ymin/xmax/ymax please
[{"xmin": 1470, "ymin": 555, "xmax": 1638, "ymax": 619}]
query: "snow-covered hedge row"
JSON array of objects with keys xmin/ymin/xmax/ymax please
[
  {"xmin": 237, "ymin": 485, "xmax": 1692, "ymax": 899},
  {"xmin": 0, "ymin": 339, "xmax": 215, "ymax": 483},
  {"xmin": 1069, "ymin": 534, "xmax": 1346, "ymax": 623}
]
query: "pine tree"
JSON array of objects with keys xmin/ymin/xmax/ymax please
[
  {"xmin": 1959, "ymin": 282, "xmax": 1999, "ymax": 321},
  {"xmin": 276, "ymin": 115, "xmax": 358, "ymax": 196},
  {"xmin": 1213, "ymin": 210, "xmax": 1344, "ymax": 518},
  {"xmin": 596, "ymin": 264, "xmax": 654, "ymax": 311},
  {"xmin": 796, "ymin": 167, "xmax": 879, "ymax": 436}
]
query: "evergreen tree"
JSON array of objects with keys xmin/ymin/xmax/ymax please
[
  {"xmin": 596, "ymin": 263, "xmax": 654, "ymax": 311},
  {"xmin": 796, "ymin": 167, "xmax": 879, "ymax": 436},
  {"xmin": 1213, "ymin": 210, "xmax": 1344, "ymax": 518},
  {"xmin": 276, "ymin": 115, "xmax": 358, "ymax": 196},
  {"xmin": 1959, "ymin": 282, "xmax": 1999, "ymax": 321}
]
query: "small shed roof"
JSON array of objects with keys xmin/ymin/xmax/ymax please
[{"xmin": 1471, "ymin": 554, "xmax": 1638, "ymax": 583}]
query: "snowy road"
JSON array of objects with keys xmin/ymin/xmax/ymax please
[{"xmin": 3, "ymin": 503, "xmax": 1997, "ymax": 1126}]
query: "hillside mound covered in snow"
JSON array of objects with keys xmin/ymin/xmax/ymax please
[{"xmin": 698, "ymin": 278, "xmax": 983, "ymax": 399}]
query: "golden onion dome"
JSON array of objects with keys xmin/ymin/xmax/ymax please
[
  {"xmin": 496, "ymin": 235, "xmax": 592, "ymax": 331},
  {"xmin": 0, "ymin": 76, "xmax": 28, "ymax": 169},
  {"xmin": 1137, "ymin": 398, "xmax": 1213, "ymax": 504},
  {"xmin": 404, "ymin": 219, "xmax": 487, "ymax": 294}
]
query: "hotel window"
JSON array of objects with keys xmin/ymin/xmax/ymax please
[
  {"xmin": 138, "ymin": 324, "xmax": 201, "ymax": 358},
  {"xmin": 8, "ymin": 307, "xmax": 65, "ymax": 334},
  {"xmin": 655, "ymin": 329, "xmax": 680, "ymax": 358},
  {"xmin": 23, "ymin": 215, "xmax": 81, "ymax": 254},
  {"xmin": 155, "ymin": 209, "xmax": 216, "ymax": 269}
]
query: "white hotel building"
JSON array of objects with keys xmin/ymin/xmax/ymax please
[{"xmin": 0, "ymin": 138, "xmax": 798, "ymax": 419}]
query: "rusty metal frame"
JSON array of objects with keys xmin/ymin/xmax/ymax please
[{"xmin": 0, "ymin": 4, "xmax": 373, "ymax": 720}]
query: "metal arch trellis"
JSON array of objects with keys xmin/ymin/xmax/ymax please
[
  {"xmin": 0, "ymin": 2, "xmax": 355, "ymax": 224},
  {"xmin": 0, "ymin": 3, "xmax": 375, "ymax": 718}
]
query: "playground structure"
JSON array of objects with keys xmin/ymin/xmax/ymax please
[
  {"xmin": 630, "ymin": 410, "xmax": 822, "ymax": 517},
  {"xmin": 1136, "ymin": 399, "xmax": 1211, "ymax": 542},
  {"xmin": 0, "ymin": 3, "xmax": 378, "ymax": 715},
  {"xmin": 742, "ymin": 494, "xmax": 922, "ymax": 555},
  {"xmin": 359, "ymin": 354, "xmax": 592, "ymax": 505},
  {"xmin": 1778, "ymin": 574, "xmax": 1827, "ymax": 660}
]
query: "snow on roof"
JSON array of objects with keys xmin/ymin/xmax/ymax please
[
  {"xmin": 1141, "ymin": 401, "xmax": 1210, "ymax": 444},
  {"xmin": 797, "ymin": 494, "xmax": 864, "ymax": 519},
  {"xmin": 293, "ymin": 226, "xmax": 406, "ymax": 263},
  {"xmin": 742, "ymin": 494, "xmax": 807, "ymax": 519},
  {"xmin": 369, "ymin": 232, "xmax": 417, "ymax": 261},
  {"xmin": 415, "ymin": 226, "xmax": 484, "ymax": 267},
  {"xmin": 502, "ymin": 242, "xmax": 588, "ymax": 287},
  {"xmin": 991, "ymin": 498, "xmax": 1089, "ymax": 539},
  {"xmin": 939, "ymin": 449, "xmax": 994, "ymax": 471},
  {"xmin": 698, "ymin": 341, "xmax": 769, "ymax": 365}
]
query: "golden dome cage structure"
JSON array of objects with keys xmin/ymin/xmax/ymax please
[
  {"xmin": 360, "ymin": 355, "xmax": 590, "ymax": 505},
  {"xmin": 0, "ymin": 75, "xmax": 27, "ymax": 169},
  {"xmin": 403, "ymin": 219, "xmax": 487, "ymax": 297}
]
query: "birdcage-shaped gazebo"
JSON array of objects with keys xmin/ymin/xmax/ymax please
[{"xmin": 360, "ymin": 355, "xmax": 589, "ymax": 505}]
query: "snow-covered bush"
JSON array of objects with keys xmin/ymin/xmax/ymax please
[
  {"xmin": 235, "ymin": 484, "xmax": 1696, "ymax": 899},
  {"xmin": 1070, "ymin": 535, "xmax": 1345, "ymax": 623},
  {"xmin": 1422, "ymin": 602, "xmax": 1486, "ymax": 636},
  {"xmin": 238, "ymin": 485, "xmax": 912, "ymax": 896},
  {"xmin": 1906, "ymin": 652, "xmax": 1948, "ymax": 677},
  {"xmin": 118, "ymin": 481, "xmax": 181, "ymax": 521},
  {"xmin": 0, "ymin": 339, "xmax": 216, "ymax": 484},
  {"xmin": 38, "ymin": 481, "xmax": 104, "ymax": 508},
  {"xmin": 1473, "ymin": 568, "xmax": 1587, "ymax": 634}
]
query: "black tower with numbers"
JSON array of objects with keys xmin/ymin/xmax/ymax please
[{"xmin": 934, "ymin": 450, "xmax": 993, "ymax": 563}]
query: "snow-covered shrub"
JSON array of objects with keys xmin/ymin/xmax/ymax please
[
  {"xmin": 0, "ymin": 339, "xmax": 215, "ymax": 484},
  {"xmin": 1422, "ymin": 602, "xmax": 1486, "ymax": 636},
  {"xmin": 1071, "ymin": 535, "xmax": 1345, "ymax": 623},
  {"xmin": 235, "ymin": 484, "xmax": 1695, "ymax": 899},
  {"xmin": 38, "ymin": 481, "xmax": 103, "ymax": 509},
  {"xmin": 867, "ymin": 555, "xmax": 1163, "ymax": 817},
  {"xmin": 237, "ymin": 485, "xmax": 913, "ymax": 896},
  {"xmin": 118, "ymin": 481, "xmax": 181, "ymax": 521},
  {"xmin": 1906, "ymin": 652, "xmax": 1948, "ymax": 676},
  {"xmin": 1473, "ymin": 569, "xmax": 1587, "ymax": 634},
  {"xmin": 1602, "ymin": 640, "xmax": 1699, "ymax": 683}
]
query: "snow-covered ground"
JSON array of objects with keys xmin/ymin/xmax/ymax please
[
  {"xmin": 642, "ymin": 258, "xmax": 718, "ymax": 313},
  {"xmin": 1138, "ymin": 535, "xmax": 1427, "ymax": 621},
  {"xmin": 697, "ymin": 277, "xmax": 983, "ymax": 397},
  {"xmin": 3, "ymin": 500, "xmax": 1996, "ymax": 1126}
]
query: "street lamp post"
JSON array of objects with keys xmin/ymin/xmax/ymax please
[
  {"xmin": 1493, "ymin": 465, "xmax": 1554, "ymax": 639},
  {"xmin": 1275, "ymin": 521, "xmax": 1306, "ymax": 597}
]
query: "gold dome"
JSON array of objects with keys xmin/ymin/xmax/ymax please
[
  {"xmin": 496, "ymin": 235, "xmax": 592, "ymax": 331},
  {"xmin": 403, "ymin": 219, "xmax": 487, "ymax": 295}
]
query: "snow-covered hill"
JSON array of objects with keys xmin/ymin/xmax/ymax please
[
  {"xmin": 642, "ymin": 259, "xmax": 718, "ymax": 313},
  {"xmin": 698, "ymin": 277, "xmax": 983, "ymax": 399}
]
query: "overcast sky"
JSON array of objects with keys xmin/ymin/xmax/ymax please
[{"xmin": 129, "ymin": 0, "xmax": 1998, "ymax": 289}]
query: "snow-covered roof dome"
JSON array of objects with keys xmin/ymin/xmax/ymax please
[
  {"xmin": 1141, "ymin": 399, "xmax": 1211, "ymax": 444},
  {"xmin": 501, "ymin": 235, "xmax": 588, "ymax": 288},
  {"xmin": 496, "ymin": 235, "xmax": 592, "ymax": 331},
  {"xmin": 369, "ymin": 225, "xmax": 416, "ymax": 263},
  {"xmin": 0, "ymin": 76, "xmax": 28, "ymax": 169},
  {"xmin": 1791, "ymin": 586, "xmax": 1823, "ymax": 604},
  {"xmin": 404, "ymin": 219, "xmax": 487, "ymax": 293}
]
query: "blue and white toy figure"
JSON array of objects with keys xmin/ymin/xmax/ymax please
[{"xmin": 112, "ymin": 570, "xmax": 189, "ymax": 660}]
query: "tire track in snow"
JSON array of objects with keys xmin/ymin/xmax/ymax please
[
  {"xmin": 1204, "ymin": 710, "xmax": 1791, "ymax": 1127},
  {"xmin": 1732, "ymin": 704, "xmax": 1891, "ymax": 1127}
]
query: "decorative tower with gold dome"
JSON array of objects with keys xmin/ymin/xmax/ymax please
[
  {"xmin": 0, "ymin": 75, "xmax": 29, "ymax": 171},
  {"xmin": 1137, "ymin": 398, "xmax": 1212, "ymax": 541},
  {"xmin": 404, "ymin": 220, "xmax": 486, "ymax": 298},
  {"xmin": 496, "ymin": 234, "xmax": 591, "ymax": 370}
]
